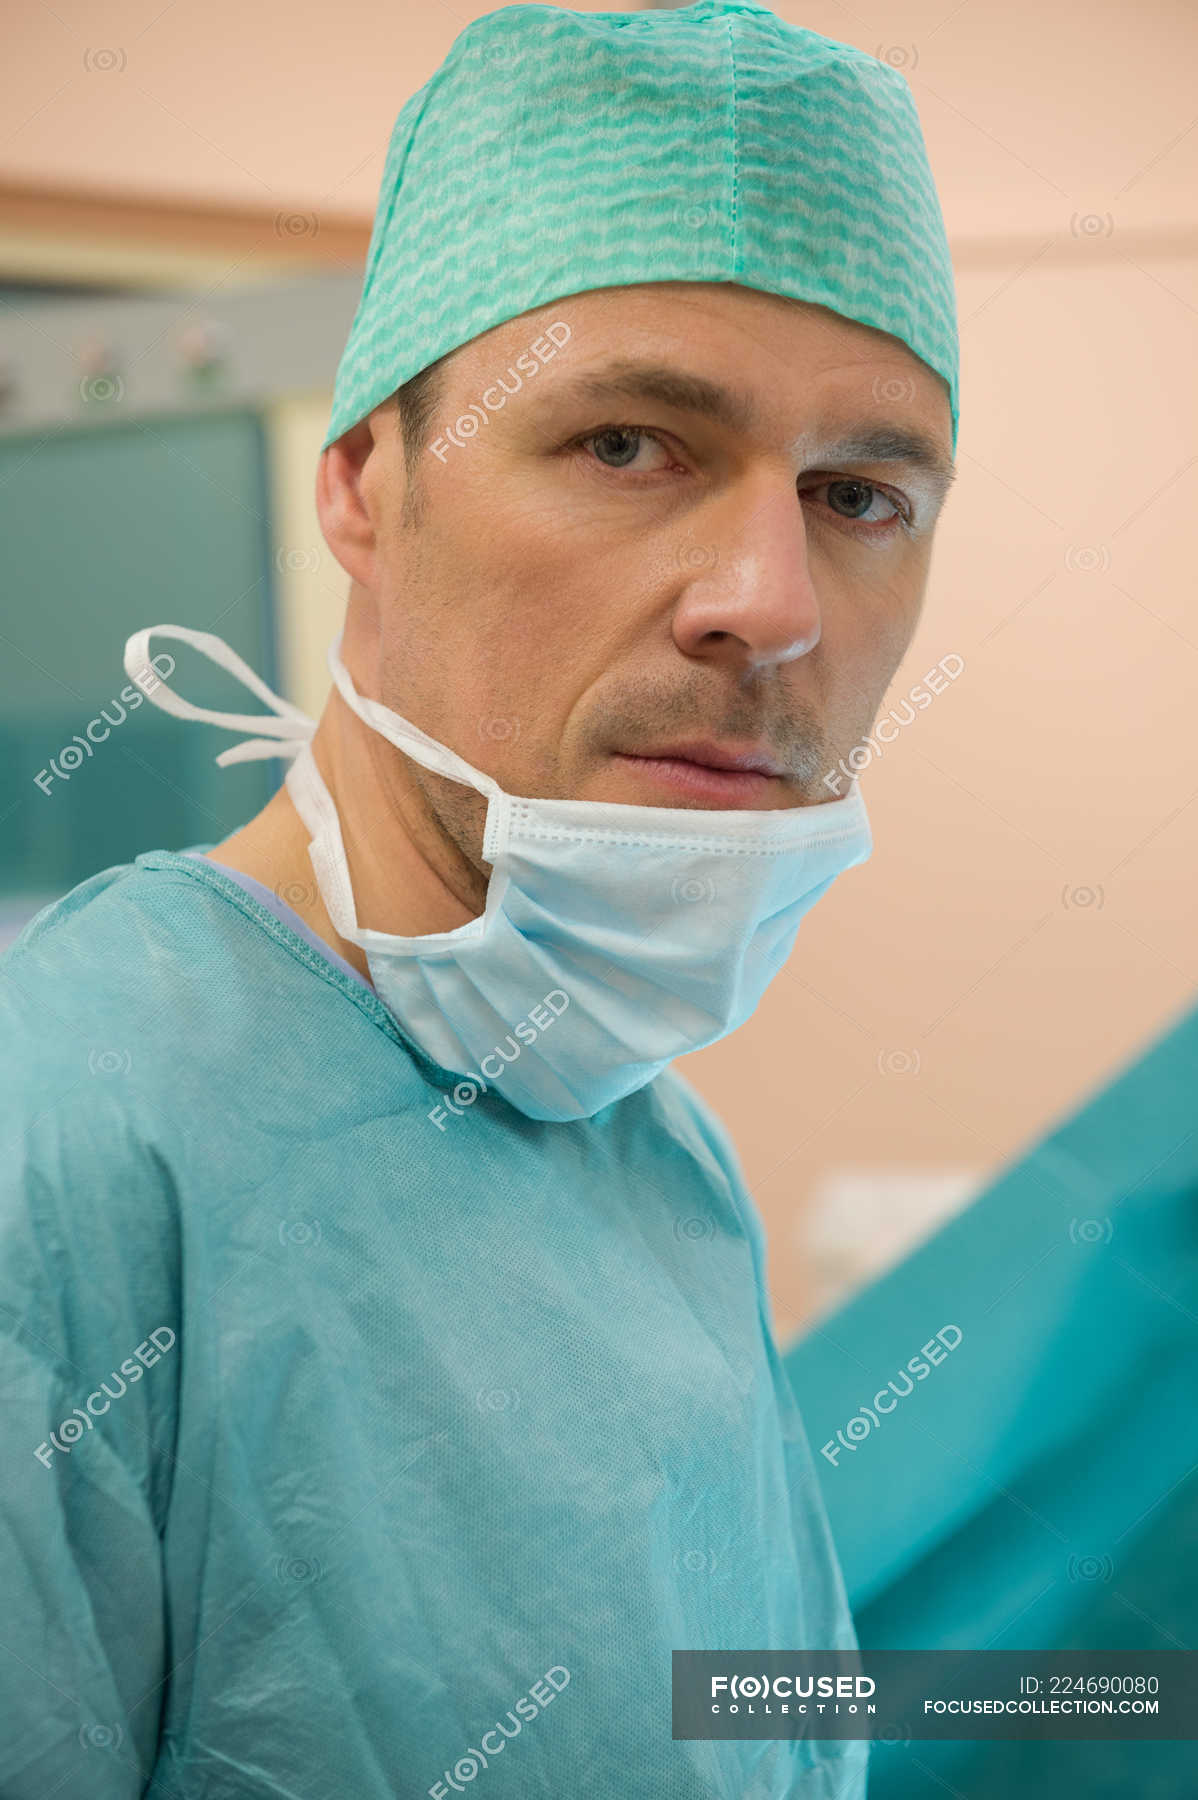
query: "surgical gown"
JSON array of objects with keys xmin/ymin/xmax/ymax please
[{"xmin": 0, "ymin": 846, "xmax": 867, "ymax": 1800}]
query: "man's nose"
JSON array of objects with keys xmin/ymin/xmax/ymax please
[{"xmin": 669, "ymin": 479, "xmax": 821, "ymax": 672}]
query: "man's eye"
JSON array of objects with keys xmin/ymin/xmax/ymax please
[
  {"xmin": 583, "ymin": 427, "xmax": 672, "ymax": 473},
  {"xmin": 809, "ymin": 478, "xmax": 905, "ymax": 528}
]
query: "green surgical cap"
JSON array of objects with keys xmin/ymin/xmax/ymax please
[{"xmin": 324, "ymin": 0, "xmax": 959, "ymax": 454}]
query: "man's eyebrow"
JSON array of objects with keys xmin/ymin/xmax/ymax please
[
  {"xmin": 550, "ymin": 362, "xmax": 758, "ymax": 435},
  {"xmin": 543, "ymin": 360, "xmax": 957, "ymax": 490},
  {"xmin": 812, "ymin": 426, "xmax": 958, "ymax": 491}
]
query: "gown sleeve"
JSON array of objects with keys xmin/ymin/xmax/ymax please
[{"xmin": 0, "ymin": 970, "xmax": 179, "ymax": 1798}]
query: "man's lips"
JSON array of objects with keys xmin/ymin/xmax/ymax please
[
  {"xmin": 610, "ymin": 744, "xmax": 789, "ymax": 807},
  {"xmin": 618, "ymin": 738, "xmax": 789, "ymax": 777}
]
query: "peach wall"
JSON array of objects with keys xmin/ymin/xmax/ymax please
[
  {"xmin": 3, "ymin": 0, "xmax": 1193, "ymax": 233},
  {"xmin": 4, "ymin": 0, "xmax": 1195, "ymax": 1334}
]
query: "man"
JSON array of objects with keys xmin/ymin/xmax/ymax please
[{"xmin": 0, "ymin": 1, "xmax": 958, "ymax": 1794}]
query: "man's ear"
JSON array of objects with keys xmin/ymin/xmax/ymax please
[{"xmin": 315, "ymin": 410, "xmax": 390, "ymax": 588}]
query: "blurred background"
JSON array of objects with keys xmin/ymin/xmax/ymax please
[{"xmin": 2, "ymin": 0, "xmax": 1195, "ymax": 1341}]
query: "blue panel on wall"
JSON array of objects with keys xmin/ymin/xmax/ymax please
[{"xmin": 0, "ymin": 409, "xmax": 281, "ymax": 902}]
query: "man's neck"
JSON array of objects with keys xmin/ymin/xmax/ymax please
[{"xmin": 205, "ymin": 694, "xmax": 489, "ymax": 984}]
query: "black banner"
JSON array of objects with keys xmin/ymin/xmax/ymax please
[{"xmin": 672, "ymin": 1650, "xmax": 1197, "ymax": 1740}]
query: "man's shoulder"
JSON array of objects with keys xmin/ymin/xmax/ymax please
[
  {"xmin": 1, "ymin": 857, "xmax": 199, "ymax": 1220},
  {"xmin": 2, "ymin": 851, "xmax": 291, "ymax": 1202},
  {"xmin": 0, "ymin": 847, "xmax": 434, "ymax": 1188},
  {"xmin": 645, "ymin": 1066, "xmax": 773, "ymax": 1275},
  {"xmin": 7, "ymin": 848, "xmax": 223, "ymax": 1001},
  {"xmin": 647, "ymin": 1065, "xmax": 749, "ymax": 1189},
  {"xmin": 3, "ymin": 851, "xmax": 241, "ymax": 1081},
  {"xmin": 2, "ymin": 846, "xmax": 363, "ymax": 1070}
]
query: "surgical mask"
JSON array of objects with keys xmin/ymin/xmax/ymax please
[{"xmin": 124, "ymin": 624, "xmax": 873, "ymax": 1124}]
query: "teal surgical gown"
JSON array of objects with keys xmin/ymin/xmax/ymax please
[{"xmin": 0, "ymin": 847, "xmax": 867, "ymax": 1800}]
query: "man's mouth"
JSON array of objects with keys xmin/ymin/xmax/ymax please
[{"xmin": 610, "ymin": 738, "xmax": 790, "ymax": 807}]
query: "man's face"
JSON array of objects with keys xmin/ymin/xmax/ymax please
[{"xmin": 330, "ymin": 280, "xmax": 954, "ymax": 842}]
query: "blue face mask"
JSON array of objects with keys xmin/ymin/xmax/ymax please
[{"xmin": 125, "ymin": 624, "xmax": 874, "ymax": 1123}]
